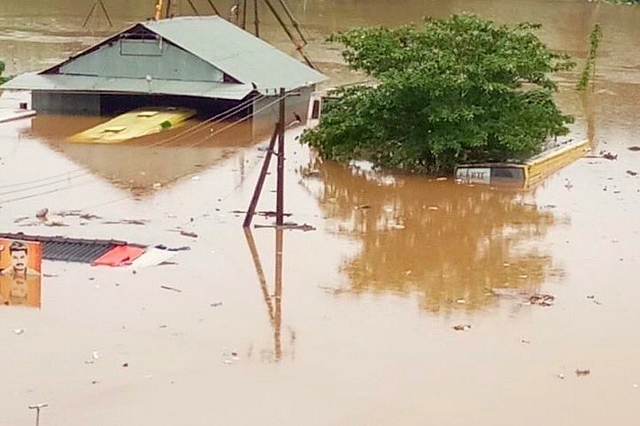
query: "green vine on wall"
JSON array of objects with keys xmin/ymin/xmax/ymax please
[{"xmin": 576, "ymin": 24, "xmax": 602, "ymax": 91}]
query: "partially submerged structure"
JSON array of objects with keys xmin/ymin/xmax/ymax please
[
  {"xmin": 1, "ymin": 16, "xmax": 326, "ymax": 134},
  {"xmin": 455, "ymin": 139, "xmax": 590, "ymax": 189}
]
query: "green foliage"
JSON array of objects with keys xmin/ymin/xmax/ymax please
[
  {"xmin": 577, "ymin": 24, "xmax": 602, "ymax": 91},
  {"xmin": 301, "ymin": 15, "xmax": 576, "ymax": 174},
  {"xmin": 0, "ymin": 60, "xmax": 10, "ymax": 85}
]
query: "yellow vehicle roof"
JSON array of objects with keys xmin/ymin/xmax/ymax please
[{"xmin": 67, "ymin": 107, "xmax": 196, "ymax": 144}]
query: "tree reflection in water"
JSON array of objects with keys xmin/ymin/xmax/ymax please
[{"xmin": 300, "ymin": 159, "xmax": 561, "ymax": 312}]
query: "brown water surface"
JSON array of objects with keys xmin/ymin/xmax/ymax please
[{"xmin": 1, "ymin": 1, "xmax": 640, "ymax": 425}]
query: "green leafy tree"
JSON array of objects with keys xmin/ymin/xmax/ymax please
[
  {"xmin": 302, "ymin": 15, "xmax": 576, "ymax": 174},
  {"xmin": 0, "ymin": 60, "xmax": 9, "ymax": 84}
]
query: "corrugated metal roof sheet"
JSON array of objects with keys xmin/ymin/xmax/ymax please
[
  {"xmin": 143, "ymin": 16, "xmax": 327, "ymax": 93},
  {"xmin": 3, "ymin": 73, "xmax": 254, "ymax": 100},
  {"xmin": 0, "ymin": 233, "xmax": 130, "ymax": 263}
]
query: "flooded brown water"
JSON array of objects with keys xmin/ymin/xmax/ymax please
[{"xmin": 1, "ymin": 1, "xmax": 640, "ymax": 425}]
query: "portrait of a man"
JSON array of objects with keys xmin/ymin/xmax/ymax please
[
  {"xmin": 0, "ymin": 240, "xmax": 41, "ymax": 278},
  {"xmin": 0, "ymin": 239, "xmax": 42, "ymax": 308}
]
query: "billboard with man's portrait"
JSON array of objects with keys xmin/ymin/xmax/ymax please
[{"xmin": 0, "ymin": 239, "xmax": 42, "ymax": 308}]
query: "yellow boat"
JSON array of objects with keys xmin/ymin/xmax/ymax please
[
  {"xmin": 67, "ymin": 107, "xmax": 196, "ymax": 143},
  {"xmin": 455, "ymin": 138, "xmax": 590, "ymax": 188}
]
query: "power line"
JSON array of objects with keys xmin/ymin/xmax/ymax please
[
  {"xmin": 0, "ymin": 91, "xmax": 292, "ymax": 207},
  {"xmin": 0, "ymin": 169, "xmax": 87, "ymax": 190},
  {"xmin": 145, "ymin": 94, "xmax": 264, "ymax": 148},
  {"xmin": 186, "ymin": 92, "xmax": 291, "ymax": 148},
  {"xmin": 0, "ymin": 94, "xmax": 264, "ymax": 196},
  {"xmin": 0, "ymin": 180, "xmax": 99, "ymax": 205},
  {"xmin": 0, "ymin": 173, "xmax": 91, "ymax": 197}
]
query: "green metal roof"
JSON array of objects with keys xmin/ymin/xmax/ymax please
[
  {"xmin": 1, "ymin": 16, "xmax": 326, "ymax": 98},
  {"xmin": 142, "ymin": 16, "xmax": 327, "ymax": 93},
  {"xmin": 2, "ymin": 73, "xmax": 254, "ymax": 100}
]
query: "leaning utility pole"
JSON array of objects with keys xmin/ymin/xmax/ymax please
[
  {"xmin": 243, "ymin": 88, "xmax": 287, "ymax": 228},
  {"xmin": 82, "ymin": 0, "xmax": 113, "ymax": 27},
  {"xmin": 243, "ymin": 124, "xmax": 279, "ymax": 228},
  {"xmin": 253, "ymin": 0, "xmax": 260, "ymax": 37},
  {"xmin": 276, "ymin": 87, "xmax": 286, "ymax": 226}
]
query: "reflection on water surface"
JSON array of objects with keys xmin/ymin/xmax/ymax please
[{"xmin": 302, "ymin": 160, "xmax": 560, "ymax": 312}]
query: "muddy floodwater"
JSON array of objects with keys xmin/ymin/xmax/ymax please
[{"xmin": 1, "ymin": 1, "xmax": 640, "ymax": 425}]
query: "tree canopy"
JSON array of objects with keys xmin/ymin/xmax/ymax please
[
  {"xmin": 301, "ymin": 15, "xmax": 576, "ymax": 174},
  {"xmin": 0, "ymin": 60, "xmax": 9, "ymax": 84}
]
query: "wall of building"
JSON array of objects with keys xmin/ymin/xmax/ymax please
[
  {"xmin": 251, "ymin": 86, "xmax": 314, "ymax": 138},
  {"xmin": 99, "ymin": 94, "xmax": 249, "ymax": 117},
  {"xmin": 59, "ymin": 39, "xmax": 224, "ymax": 82},
  {"xmin": 32, "ymin": 92, "xmax": 100, "ymax": 115}
]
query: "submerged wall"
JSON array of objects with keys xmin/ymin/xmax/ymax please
[
  {"xmin": 32, "ymin": 92, "xmax": 100, "ymax": 115},
  {"xmin": 251, "ymin": 85, "xmax": 314, "ymax": 138}
]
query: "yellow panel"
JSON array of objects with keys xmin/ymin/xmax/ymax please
[
  {"xmin": 67, "ymin": 107, "xmax": 196, "ymax": 144},
  {"xmin": 455, "ymin": 139, "xmax": 590, "ymax": 189},
  {"xmin": 137, "ymin": 111, "xmax": 159, "ymax": 118},
  {"xmin": 525, "ymin": 139, "xmax": 590, "ymax": 183}
]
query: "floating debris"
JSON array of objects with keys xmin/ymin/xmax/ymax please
[
  {"xmin": 102, "ymin": 219, "xmax": 148, "ymax": 225},
  {"xmin": 56, "ymin": 211, "xmax": 102, "ymax": 220},
  {"xmin": 154, "ymin": 244, "xmax": 191, "ymax": 251},
  {"xmin": 35, "ymin": 208, "xmax": 49, "ymax": 219},
  {"xmin": 628, "ymin": 146, "xmax": 640, "ymax": 152},
  {"xmin": 452, "ymin": 324, "xmax": 472, "ymax": 331},
  {"xmin": 44, "ymin": 221, "xmax": 68, "ymax": 227},
  {"xmin": 160, "ymin": 285, "xmax": 182, "ymax": 293},
  {"xmin": 85, "ymin": 351, "xmax": 99, "ymax": 364},
  {"xmin": 222, "ymin": 349, "xmax": 241, "ymax": 364},
  {"xmin": 13, "ymin": 328, "xmax": 25, "ymax": 335},
  {"xmin": 179, "ymin": 231, "xmax": 198, "ymax": 238},
  {"xmin": 626, "ymin": 170, "xmax": 638, "ymax": 176},
  {"xmin": 527, "ymin": 293, "xmax": 555, "ymax": 307},
  {"xmin": 600, "ymin": 151, "xmax": 618, "ymax": 160},
  {"xmin": 575, "ymin": 369, "xmax": 591, "ymax": 377},
  {"xmin": 564, "ymin": 178, "xmax": 573, "ymax": 189}
]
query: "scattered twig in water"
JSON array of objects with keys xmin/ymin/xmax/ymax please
[{"xmin": 452, "ymin": 324, "xmax": 472, "ymax": 331}]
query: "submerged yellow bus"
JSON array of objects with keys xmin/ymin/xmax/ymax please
[
  {"xmin": 67, "ymin": 107, "xmax": 196, "ymax": 144},
  {"xmin": 454, "ymin": 139, "xmax": 590, "ymax": 189}
]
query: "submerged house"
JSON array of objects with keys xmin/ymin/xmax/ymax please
[{"xmin": 1, "ymin": 15, "xmax": 326, "ymax": 135}]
